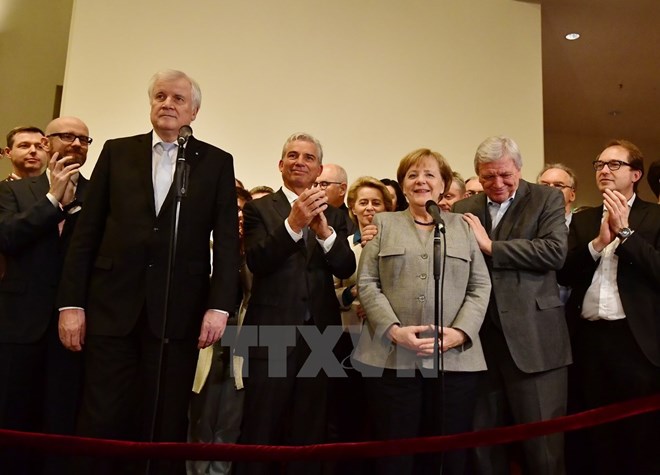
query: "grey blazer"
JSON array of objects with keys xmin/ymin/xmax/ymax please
[
  {"xmin": 353, "ymin": 211, "xmax": 491, "ymax": 372},
  {"xmin": 453, "ymin": 179, "xmax": 572, "ymax": 373}
]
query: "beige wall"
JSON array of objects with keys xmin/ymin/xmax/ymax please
[
  {"xmin": 0, "ymin": 0, "xmax": 73, "ymax": 177},
  {"xmin": 61, "ymin": 0, "xmax": 544, "ymax": 189}
]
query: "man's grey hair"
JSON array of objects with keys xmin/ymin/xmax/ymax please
[
  {"xmin": 147, "ymin": 69, "xmax": 202, "ymax": 111},
  {"xmin": 474, "ymin": 136, "xmax": 523, "ymax": 173},
  {"xmin": 537, "ymin": 162, "xmax": 577, "ymax": 191},
  {"xmin": 281, "ymin": 132, "xmax": 323, "ymax": 163}
]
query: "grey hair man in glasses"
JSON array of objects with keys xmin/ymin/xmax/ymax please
[
  {"xmin": 559, "ymin": 139, "xmax": 660, "ymax": 475},
  {"xmin": 314, "ymin": 163, "xmax": 356, "ymax": 235},
  {"xmin": 537, "ymin": 163, "xmax": 577, "ymax": 227}
]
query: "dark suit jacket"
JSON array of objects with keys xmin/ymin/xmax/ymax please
[
  {"xmin": 559, "ymin": 198, "xmax": 660, "ymax": 366},
  {"xmin": 57, "ymin": 132, "xmax": 239, "ymax": 340},
  {"xmin": 453, "ymin": 179, "xmax": 572, "ymax": 373},
  {"xmin": 242, "ymin": 188, "xmax": 356, "ymax": 358},
  {"xmin": 0, "ymin": 173, "xmax": 88, "ymax": 343}
]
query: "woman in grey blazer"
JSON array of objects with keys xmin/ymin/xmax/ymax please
[{"xmin": 353, "ymin": 148, "xmax": 491, "ymax": 475}]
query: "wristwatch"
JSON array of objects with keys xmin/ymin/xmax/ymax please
[{"xmin": 617, "ymin": 227, "xmax": 633, "ymax": 240}]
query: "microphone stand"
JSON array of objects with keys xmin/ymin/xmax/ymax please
[
  {"xmin": 432, "ymin": 220, "xmax": 447, "ymax": 474},
  {"xmin": 146, "ymin": 136, "xmax": 191, "ymax": 474}
]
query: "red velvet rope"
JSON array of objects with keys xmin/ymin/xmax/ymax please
[{"xmin": 1, "ymin": 393, "xmax": 659, "ymax": 462}]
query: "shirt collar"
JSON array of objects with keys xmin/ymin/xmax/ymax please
[
  {"xmin": 151, "ymin": 131, "xmax": 178, "ymax": 149},
  {"xmin": 281, "ymin": 185, "xmax": 300, "ymax": 205},
  {"xmin": 486, "ymin": 190, "xmax": 517, "ymax": 207}
]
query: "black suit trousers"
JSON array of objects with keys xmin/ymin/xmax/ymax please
[
  {"xmin": 72, "ymin": 311, "xmax": 198, "ymax": 475},
  {"xmin": 236, "ymin": 331, "xmax": 328, "ymax": 475},
  {"xmin": 573, "ymin": 318, "xmax": 660, "ymax": 475}
]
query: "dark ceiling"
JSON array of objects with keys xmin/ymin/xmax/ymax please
[
  {"xmin": 542, "ymin": 0, "xmax": 660, "ymax": 140},
  {"xmin": 540, "ymin": 0, "xmax": 660, "ymax": 203}
]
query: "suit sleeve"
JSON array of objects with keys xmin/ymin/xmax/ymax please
[
  {"xmin": 0, "ymin": 181, "xmax": 63, "ymax": 254},
  {"xmin": 57, "ymin": 142, "xmax": 112, "ymax": 307},
  {"xmin": 323, "ymin": 206, "xmax": 357, "ymax": 280},
  {"xmin": 615, "ymin": 210, "xmax": 660, "ymax": 287},
  {"xmin": 244, "ymin": 199, "xmax": 305, "ymax": 276},
  {"xmin": 208, "ymin": 150, "xmax": 240, "ymax": 312},
  {"xmin": 491, "ymin": 189, "xmax": 568, "ymax": 271}
]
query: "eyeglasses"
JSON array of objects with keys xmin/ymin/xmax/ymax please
[
  {"xmin": 48, "ymin": 133, "xmax": 93, "ymax": 145},
  {"xmin": 540, "ymin": 182, "xmax": 574, "ymax": 190},
  {"xmin": 314, "ymin": 181, "xmax": 342, "ymax": 190},
  {"xmin": 465, "ymin": 190, "xmax": 483, "ymax": 197},
  {"xmin": 592, "ymin": 160, "xmax": 633, "ymax": 171}
]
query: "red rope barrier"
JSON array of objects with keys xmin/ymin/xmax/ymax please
[{"xmin": 1, "ymin": 393, "xmax": 659, "ymax": 462}]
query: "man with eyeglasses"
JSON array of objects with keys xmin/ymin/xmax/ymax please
[
  {"xmin": 537, "ymin": 163, "xmax": 577, "ymax": 227},
  {"xmin": 0, "ymin": 120, "xmax": 84, "ymax": 473},
  {"xmin": 45, "ymin": 117, "xmax": 93, "ymax": 216},
  {"xmin": 559, "ymin": 140, "xmax": 660, "ymax": 475},
  {"xmin": 315, "ymin": 163, "xmax": 357, "ymax": 235}
]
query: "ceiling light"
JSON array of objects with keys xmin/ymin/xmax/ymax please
[{"xmin": 565, "ymin": 33, "xmax": 580, "ymax": 41}]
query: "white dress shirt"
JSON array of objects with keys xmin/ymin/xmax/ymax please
[
  {"xmin": 281, "ymin": 186, "xmax": 337, "ymax": 253},
  {"xmin": 581, "ymin": 194, "xmax": 636, "ymax": 321}
]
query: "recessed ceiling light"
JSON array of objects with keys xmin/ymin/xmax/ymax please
[{"xmin": 565, "ymin": 33, "xmax": 580, "ymax": 41}]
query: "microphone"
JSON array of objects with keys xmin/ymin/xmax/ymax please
[
  {"xmin": 425, "ymin": 200, "xmax": 446, "ymax": 232},
  {"xmin": 177, "ymin": 125, "xmax": 193, "ymax": 145}
]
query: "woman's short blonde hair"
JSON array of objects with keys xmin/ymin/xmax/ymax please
[{"xmin": 346, "ymin": 176, "xmax": 394, "ymax": 223}]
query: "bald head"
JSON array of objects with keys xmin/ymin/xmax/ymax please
[
  {"xmin": 315, "ymin": 163, "xmax": 348, "ymax": 207},
  {"xmin": 45, "ymin": 116, "xmax": 91, "ymax": 166}
]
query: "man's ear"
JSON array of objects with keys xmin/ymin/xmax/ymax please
[{"xmin": 339, "ymin": 183, "xmax": 347, "ymax": 197}]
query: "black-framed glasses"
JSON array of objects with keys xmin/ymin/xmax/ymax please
[
  {"xmin": 592, "ymin": 160, "xmax": 633, "ymax": 171},
  {"xmin": 540, "ymin": 182, "xmax": 574, "ymax": 190},
  {"xmin": 314, "ymin": 181, "xmax": 342, "ymax": 190},
  {"xmin": 48, "ymin": 133, "xmax": 93, "ymax": 145}
]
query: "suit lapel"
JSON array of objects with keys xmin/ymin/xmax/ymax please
[
  {"xmin": 27, "ymin": 173, "xmax": 49, "ymax": 202},
  {"xmin": 133, "ymin": 132, "xmax": 160, "ymax": 216},
  {"xmin": 494, "ymin": 179, "xmax": 531, "ymax": 241},
  {"xmin": 628, "ymin": 197, "xmax": 649, "ymax": 229},
  {"xmin": 76, "ymin": 175, "xmax": 88, "ymax": 203},
  {"xmin": 475, "ymin": 193, "xmax": 492, "ymax": 235},
  {"xmin": 159, "ymin": 136, "xmax": 202, "ymax": 216},
  {"xmin": 272, "ymin": 188, "xmax": 292, "ymax": 221}
]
